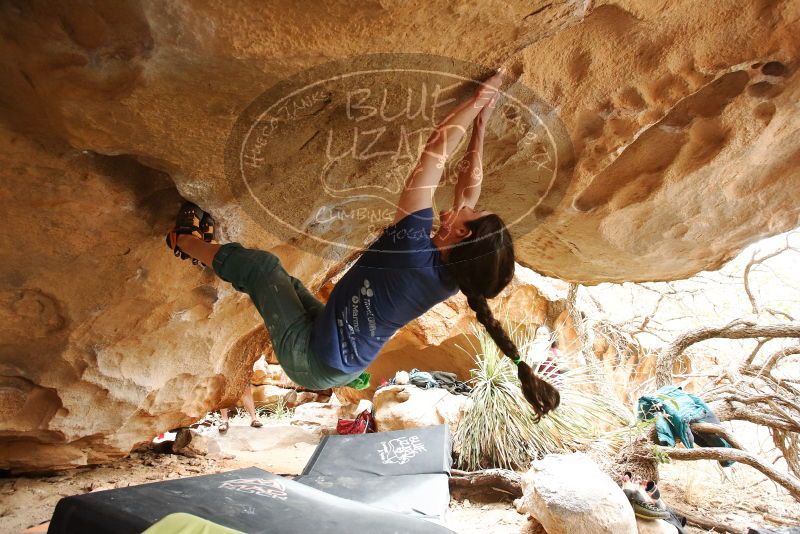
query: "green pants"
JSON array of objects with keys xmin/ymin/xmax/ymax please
[{"xmin": 212, "ymin": 243, "xmax": 360, "ymax": 390}]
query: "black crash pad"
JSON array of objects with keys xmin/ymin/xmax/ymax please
[
  {"xmin": 302, "ymin": 424, "xmax": 452, "ymax": 477},
  {"xmin": 295, "ymin": 473, "xmax": 450, "ymax": 520},
  {"xmin": 47, "ymin": 467, "xmax": 453, "ymax": 534}
]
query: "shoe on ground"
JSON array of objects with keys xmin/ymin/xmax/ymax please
[{"xmin": 623, "ymin": 487, "xmax": 670, "ymax": 520}]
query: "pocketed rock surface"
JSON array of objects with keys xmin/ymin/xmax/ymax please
[{"xmin": 1, "ymin": 1, "xmax": 799, "ymax": 470}]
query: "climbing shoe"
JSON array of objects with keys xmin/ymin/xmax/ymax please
[
  {"xmin": 623, "ymin": 486, "xmax": 670, "ymax": 520},
  {"xmin": 165, "ymin": 201, "xmax": 206, "ymax": 265},
  {"xmin": 644, "ymin": 479, "xmax": 661, "ymax": 501},
  {"xmin": 200, "ymin": 212, "xmax": 216, "ymax": 243}
]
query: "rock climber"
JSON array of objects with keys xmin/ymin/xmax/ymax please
[{"xmin": 165, "ymin": 67, "xmax": 560, "ymax": 418}]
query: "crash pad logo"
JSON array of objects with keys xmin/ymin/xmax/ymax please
[
  {"xmin": 219, "ymin": 478, "xmax": 288, "ymax": 500},
  {"xmin": 224, "ymin": 53, "xmax": 573, "ymax": 258},
  {"xmin": 378, "ymin": 435, "xmax": 426, "ymax": 465}
]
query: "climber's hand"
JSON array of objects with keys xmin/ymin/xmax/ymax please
[
  {"xmin": 475, "ymin": 92, "xmax": 498, "ymax": 129},
  {"xmin": 475, "ymin": 67, "xmax": 505, "ymax": 105}
]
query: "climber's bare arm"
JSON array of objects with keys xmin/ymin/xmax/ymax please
[
  {"xmin": 452, "ymin": 94, "xmax": 496, "ymax": 210},
  {"xmin": 393, "ymin": 69, "xmax": 505, "ymax": 224}
]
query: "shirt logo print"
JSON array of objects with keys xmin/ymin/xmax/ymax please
[{"xmin": 360, "ymin": 278, "xmax": 374, "ymax": 297}]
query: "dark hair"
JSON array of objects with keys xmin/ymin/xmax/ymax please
[{"xmin": 443, "ymin": 214, "xmax": 560, "ymax": 420}]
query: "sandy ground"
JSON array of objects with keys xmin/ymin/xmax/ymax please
[
  {"xmin": 656, "ymin": 420, "xmax": 800, "ymax": 532},
  {"xmin": 1, "ymin": 415, "xmax": 798, "ymax": 533},
  {"xmin": 658, "ymin": 459, "xmax": 800, "ymax": 532}
]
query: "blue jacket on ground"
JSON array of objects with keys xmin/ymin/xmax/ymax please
[{"xmin": 637, "ymin": 385, "xmax": 735, "ymax": 466}]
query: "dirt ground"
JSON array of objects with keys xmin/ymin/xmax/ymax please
[
  {"xmin": 1, "ymin": 416, "xmax": 798, "ymax": 533},
  {"xmin": 657, "ymin": 458, "xmax": 800, "ymax": 532}
]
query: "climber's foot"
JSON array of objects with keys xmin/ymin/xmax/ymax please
[
  {"xmin": 218, "ymin": 421, "xmax": 229, "ymax": 434},
  {"xmin": 250, "ymin": 420, "xmax": 263, "ymax": 428},
  {"xmin": 623, "ymin": 487, "xmax": 670, "ymax": 520},
  {"xmin": 644, "ymin": 480, "xmax": 661, "ymax": 501},
  {"xmin": 165, "ymin": 202, "xmax": 206, "ymax": 264},
  {"xmin": 200, "ymin": 212, "xmax": 216, "ymax": 243}
]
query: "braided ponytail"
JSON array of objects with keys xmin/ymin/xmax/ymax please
[
  {"xmin": 444, "ymin": 213, "xmax": 561, "ymax": 419},
  {"xmin": 466, "ymin": 294, "xmax": 560, "ymax": 420}
]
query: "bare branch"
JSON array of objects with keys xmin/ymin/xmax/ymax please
[
  {"xmin": 744, "ymin": 250, "xmax": 761, "ymax": 315},
  {"xmin": 667, "ymin": 503, "xmax": 747, "ymax": 534},
  {"xmin": 449, "ymin": 469, "xmax": 522, "ymax": 497},
  {"xmin": 743, "ymin": 234, "xmax": 797, "ymax": 316},
  {"xmin": 566, "ymin": 284, "xmax": 600, "ymax": 372},
  {"xmin": 759, "ymin": 344, "xmax": 800, "ymax": 375},
  {"xmin": 688, "ymin": 422, "xmax": 747, "ymax": 451},
  {"xmin": 662, "ymin": 446, "xmax": 800, "ymax": 501},
  {"xmin": 766, "ymin": 307, "xmax": 796, "ymax": 321},
  {"xmin": 772, "ymin": 429, "xmax": 800, "ymax": 479},
  {"xmin": 711, "ymin": 400, "xmax": 800, "ymax": 433},
  {"xmin": 655, "ymin": 322, "xmax": 800, "ymax": 388},
  {"xmin": 743, "ymin": 338, "xmax": 768, "ymax": 367}
]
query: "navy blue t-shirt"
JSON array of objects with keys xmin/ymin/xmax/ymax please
[{"xmin": 311, "ymin": 208, "xmax": 459, "ymax": 373}]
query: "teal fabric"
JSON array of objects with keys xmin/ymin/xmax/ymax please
[
  {"xmin": 213, "ymin": 243, "xmax": 361, "ymax": 390},
  {"xmin": 637, "ymin": 385, "xmax": 734, "ymax": 466}
]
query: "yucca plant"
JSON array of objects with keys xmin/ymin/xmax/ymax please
[{"xmin": 454, "ymin": 320, "xmax": 631, "ymax": 471}]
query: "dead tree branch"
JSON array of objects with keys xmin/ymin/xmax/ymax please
[
  {"xmin": 449, "ymin": 469, "xmax": 522, "ymax": 498},
  {"xmin": 772, "ymin": 428, "xmax": 800, "ymax": 479},
  {"xmin": 662, "ymin": 446, "xmax": 800, "ymax": 500},
  {"xmin": 760, "ymin": 344, "xmax": 800, "ymax": 375},
  {"xmin": 655, "ymin": 321, "xmax": 800, "ymax": 387},
  {"xmin": 667, "ymin": 503, "xmax": 747, "ymax": 534},
  {"xmin": 743, "ymin": 234, "xmax": 796, "ymax": 316},
  {"xmin": 711, "ymin": 401, "xmax": 800, "ymax": 432},
  {"xmin": 688, "ymin": 422, "xmax": 746, "ymax": 451},
  {"xmin": 566, "ymin": 283, "xmax": 598, "ymax": 370}
]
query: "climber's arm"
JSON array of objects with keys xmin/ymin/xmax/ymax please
[
  {"xmin": 452, "ymin": 95, "xmax": 495, "ymax": 210},
  {"xmin": 393, "ymin": 69, "xmax": 504, "ymax": 224}
]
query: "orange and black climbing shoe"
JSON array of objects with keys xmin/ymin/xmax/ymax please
[
  {"xmin": 200, "ymin": 211, "xmax": 216, "ymax": 244},
  {"xmin": 165, "ymin": 202, "xmax": 210, "ymax": 265}
]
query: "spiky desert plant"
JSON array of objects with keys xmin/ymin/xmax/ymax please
[{"xmin": 454, "ymin": 321, "xmax": 631, "ymax": 471}]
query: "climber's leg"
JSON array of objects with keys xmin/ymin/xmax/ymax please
[
  {"xmin": 176, "ymin": 234, "xmax": 221, "ymax": 267},
  {"xmin": 211, "ymin": 243, "xmax": 360, "ymax": 390},
  {"xmin": 289, "ymin": 275, "xmax": 325, "ymax": 316}
]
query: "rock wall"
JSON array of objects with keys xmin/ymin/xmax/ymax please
[{"xmin": 1, "ymin": 0, "xmax": 799, "ymax": 470}]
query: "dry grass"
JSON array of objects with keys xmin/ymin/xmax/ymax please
[{"xmin": 453, "ymin": 321, "xmax": 630, "ymax": 471}]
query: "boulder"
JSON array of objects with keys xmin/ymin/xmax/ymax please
[
  {"xmin": 290, "ymin": 402, "xmax": 348, "ymax": 434},
  {"xmin": 373, "ymin": 385, "xmax": 471, "ymax": 433},
  {"xmin": 251, "ymin": 385, "xmax": 297, "ymax": 407},
  {"xmin": 178, "ymin": 430, "xmax": 209, "ymax": 456},
  {"xmin": 291, "ymin": 391, "xmax": 326, "ymax": 407},
  {"xmin": 252, "ymin": 361, "xmax": 298, "ymax": 389},
  {"xmin": 519, "ymin": 453, "xmax": 637, "ymax": 534},
  {"xmin": 636, "ymin": 518, "xmax": 679, "ymax": 534},
  {"xmin": 1, "ymin": 0, "xmax": 799, "ymax": 471},
  {"xmin": 203, "ymin": 423, "xmax": 321, "ymax": 474}
]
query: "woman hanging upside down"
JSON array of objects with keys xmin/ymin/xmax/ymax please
[{"xmin": 166, "ymin": 67, "xmax": 560, "ymax": 419}]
